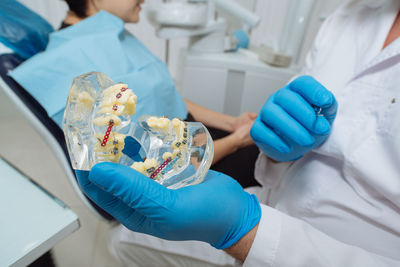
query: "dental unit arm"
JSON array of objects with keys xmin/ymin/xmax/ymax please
[{"xmin": 148, "ymin": 0, "xmax": 260, "ymax": 53}]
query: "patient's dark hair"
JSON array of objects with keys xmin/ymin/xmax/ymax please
[{"xmin": 65, "ymin": 0, "xmax": 88, "ymax": 18}]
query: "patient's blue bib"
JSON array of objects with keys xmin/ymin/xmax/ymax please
[{"xmin": 10, "ymin": 11, "xmax": 187, "ymax": 127}]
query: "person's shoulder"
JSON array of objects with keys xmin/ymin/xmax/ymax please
[
  {"xmin": 327, "ymin": 0, "xmax": 364, "ymax": 20},
  {"xmin": 333, "ymin": 0, "xmax": 391, "ymax": 15},
  {"xmin": 320, "ymin": 0, "xmax": 392, "ymax": 36},
  {"xmin": 49, "ymin": 11, "xmax": 124, "ymax": 44},
  {"xmin": 316, "ymin": 0, "xmax": 380, "ymax": 38}
]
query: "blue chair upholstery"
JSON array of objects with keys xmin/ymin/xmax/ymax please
[
  {"xmin": 0, "ymin": 0, "xmax": 53, "ymax": 59},
  {"xmin": 0, "ymin": 53, "xmax": 114, "ymax": 221}
]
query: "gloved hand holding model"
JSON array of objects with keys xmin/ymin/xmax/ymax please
[
  {"xmin": 250, "ymin": 75, "xmax": 338, "ymax": 162},
  {"xmin": 76, "ymin": 164, "xmax": 261, "ymax": 249}
]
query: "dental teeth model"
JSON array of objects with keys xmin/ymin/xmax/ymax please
[{"xmin": 63, "ymin": 72, "xmax": 213, "ymax": 188}]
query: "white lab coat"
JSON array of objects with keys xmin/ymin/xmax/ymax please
[
  {"xmin": 109, "ymin": 1, "xmax": 400, "ymax": 266},
  {"xmin": 244, "ymin": 0, "xmax": 400, "ymax": 266}
]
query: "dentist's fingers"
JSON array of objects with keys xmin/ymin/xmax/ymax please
[
  {"xmin": 274, "ymin": 88, "xmax": 331, "ymax": 135},
  {"xmin": 260, "ymin": 104, "xmax": 315, "ymax": 146},
  {"xmin": 89, "ymin": 163, "xmax": 176, "ymax": 218},
  {"xmin": 289, "ymin": 76, "xmax": 335, "ymax": 108},
  {"xmin": 321, "ymin": 98, "xmax": 338, "ymax": 124},
  {"xmin": 250, "ymin": 117, "xmax": 290, "ymax": 153},
  {"xmin": 76, "ymin": 169, "xmax": 144, "ymax": 224}
]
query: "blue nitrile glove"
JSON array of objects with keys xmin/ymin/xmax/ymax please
[
  {"xmin": 76, "ymin": 163, "xmax": 261, "ymax": 249},
  {"xmin": 250, "ymin": 75, "xmax": 338, "ymax": 162}
]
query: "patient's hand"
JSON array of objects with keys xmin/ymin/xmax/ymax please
[
  {"xmin": 232, "ymin": 121, "xmax": 255, "ymax": 149},
  {"xmin": 232, "ymin": 112, "xmax": 257, "ymax": 132},
  {"xmin": 212, "ymin": 120, "xmax": 255, "ymax": 165}
]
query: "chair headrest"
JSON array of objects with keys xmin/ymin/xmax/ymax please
[{"xmin": 0, "ymin": 0, "xmax": 53, "ymax": 59}]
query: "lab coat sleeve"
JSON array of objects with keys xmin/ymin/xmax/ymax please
[{"xmin": 243, "ymin": 205, "xmax": 400, "ymax": 267}]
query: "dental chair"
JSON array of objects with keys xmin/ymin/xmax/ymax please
[
  {"xmin": 0, "ymin": 1, "xmax": 113, "ymax": 221},
  {"xmin": 0, "ymin": 55, "xmax": 114, "ymax": 221}
]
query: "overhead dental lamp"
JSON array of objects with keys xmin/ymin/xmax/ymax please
[{"xmin": 147, "ymin": 0, "xmax": 261, "ymax": 53}]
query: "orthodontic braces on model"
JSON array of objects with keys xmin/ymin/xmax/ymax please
[{"xmin": 63, "ymin": 72, "xmax": 213, "ymax": 189}]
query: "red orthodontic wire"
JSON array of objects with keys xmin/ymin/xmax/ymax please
[
  {"xmin": 101, "ymin": 121, "xmax": 114, "ymax": 146},
  {"xmin": 150, "ymin": 158, "xmax": 171, "ymax": 179},
  {"xmin": 100, "ymin": 88, "xmax": 129, "ymax": 147}
]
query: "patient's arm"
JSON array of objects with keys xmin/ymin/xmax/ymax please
[
  {"xmin": 185, "ymin": 99, "xmax": 237, "ymax": 132},
  {"xmin": 185, "ymin": 99, "xmax": 256, "ymax": 165},
  {"xmin": 185, "ymin": 99, "xmax": 257, "ymax": 132}
]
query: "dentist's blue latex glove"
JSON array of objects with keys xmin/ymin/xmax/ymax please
[
  {"xmin": 76, "ymin": 164, "xmax": 261, "ymax": 249},
  {"xmin": 251, "ymin": 76, "xmax": 338, "ymax": 162}
]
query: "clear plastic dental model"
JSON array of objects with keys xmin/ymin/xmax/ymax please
[{"xmin": 63, "ymin": 72, "xmax": 213, "ymax": 189}]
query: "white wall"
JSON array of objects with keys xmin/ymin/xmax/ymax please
[
  {"xmin": 250, "ymin": 0, "xmax": 345, "ymax": 66},
  {"xmin": 18, "ymin": 0, "xmax": 68, "ymax": 29},
  {"xmin": 18, "ymin": 0, "xmax": 345, "ymax": 78}
]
